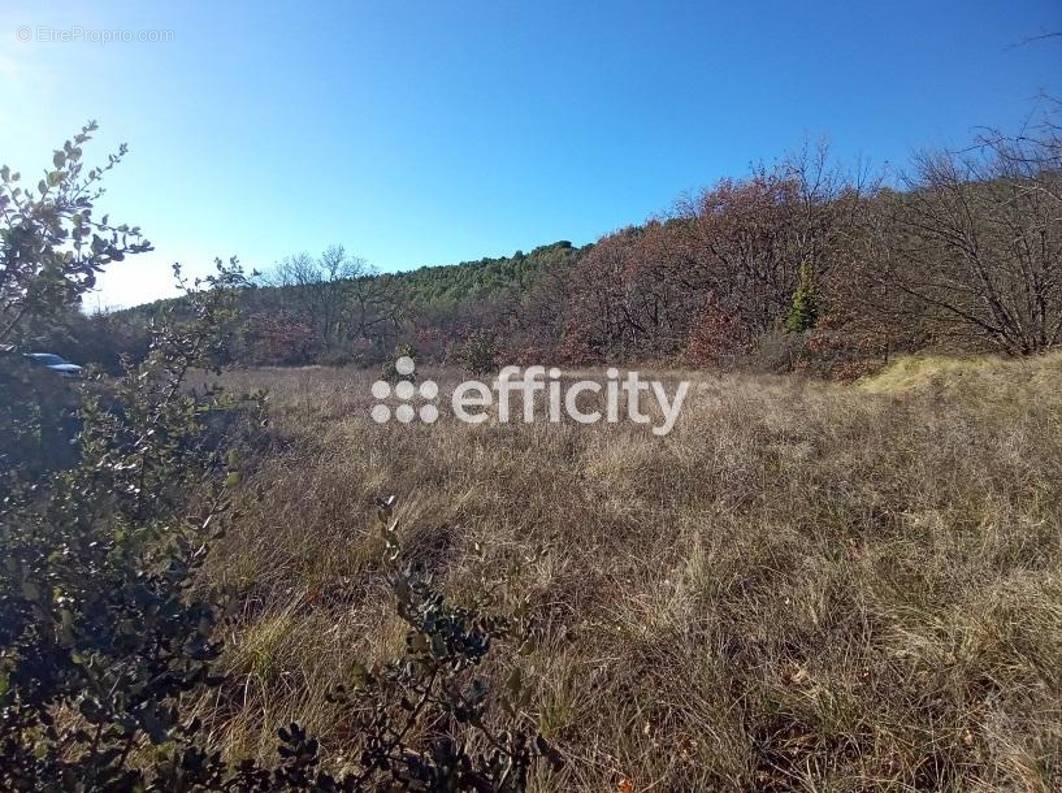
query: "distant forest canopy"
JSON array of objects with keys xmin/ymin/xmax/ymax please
[{"xmin": 11, "ymin": 117, "xmax": 1062, "ymax": 379}]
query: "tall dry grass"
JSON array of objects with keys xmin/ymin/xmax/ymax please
[{"xmin": 195, "ymin": 355, "xmax": 1062, "ymax": 791}]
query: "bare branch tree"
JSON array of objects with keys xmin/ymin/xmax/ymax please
[{"xmin": 854, "ymin": 118, "xmax": 1062, "ymax": 355}]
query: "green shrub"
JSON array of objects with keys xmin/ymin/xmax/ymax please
[
  {"xmin": 785, "ymin": 260, "xmax": 818, "ymax": 333},
  {"xmin": 450, "ymin": 330, "xmax": 498, "ymax": 375},
  {"xmin": 0, "ymin": 127, "xmax": 551, "ymax": 792},
  {"xmin": 381, "ymin": 343, "xmax": 418, "ymax": 383}
]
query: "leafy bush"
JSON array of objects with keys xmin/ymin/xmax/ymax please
[
  {"xmin": 0, "ymin": 350, "xmax": 81, "ymax": 487},
  {"xmin": 784, "ymin": 260, "xmax": 818, "ymax": 333},
  {"xmin": 0, "ymin": 129, "xmax": 551, "ymax": 792},
  {"xmin": 381, "ymin": 343, "xmax": 418, "ymax": 383},
  {"xmin": 0, "ymin": 120, "xmax": 151, "ymax": 347},
  {"xmin": 0, "ymin": 260, "xmax": 253, "ymax": 791},
  {"xmin": 316, "ymin": 496, "xmax": 557, "ymax": 791},
  {"xmin": 450, "ymin": 330, "xmax": 498, "ymax": 375}
]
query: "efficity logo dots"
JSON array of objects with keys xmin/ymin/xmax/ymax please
[{"xmin": 370, "ymin": 356, "xmax": 439, "ymax": 424}]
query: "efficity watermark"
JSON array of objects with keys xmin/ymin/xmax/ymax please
[
  {"xmin": 15, "ymin": 25, "xmax": 175, "ymax": 44},
  {"xmin": 371, "ymin": 357, "xmax": 690, "ymax": 436}
]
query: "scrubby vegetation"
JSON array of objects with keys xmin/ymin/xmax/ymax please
[
  {"xmin": 207, "ymin": 354, "xmax": 1062, "ymax": 790},
  {"xmin": 0, "ymin": 128, "xmax": 552, "ymax": 791}
]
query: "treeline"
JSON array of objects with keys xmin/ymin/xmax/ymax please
[
  {"xmin": 16, "ymin": 118, "xmax": 1062, "ymax": 378},
  {"xmin": 81, "ymin": 239, "xmax": 581, "ymax": 370},
  {"xmin": 557, "ymin": 128, "xmax": 1061, "ymax": 377}
]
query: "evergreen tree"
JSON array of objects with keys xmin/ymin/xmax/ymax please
[{"xmin": 785, "ymin": 260, "xmax": 818, "ymax": 332}]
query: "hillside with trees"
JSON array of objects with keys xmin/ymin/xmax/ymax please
[{"xmin": 11, "ymin": 116, "xmax": 1057, "ymax": 382}]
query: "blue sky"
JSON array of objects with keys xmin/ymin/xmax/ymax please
[{"xmin": 0, "ymin": 1, "xmax": 1059, "ymax": 308}]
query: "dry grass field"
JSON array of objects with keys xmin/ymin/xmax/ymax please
[{"xmin": 194, "ymin": 354, "xmax": 1062, "ymax": 791}]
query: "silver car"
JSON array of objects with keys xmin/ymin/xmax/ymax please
[{"xmin": 24, "ymin": 353, "xmax": 83, "ymax": 378}]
